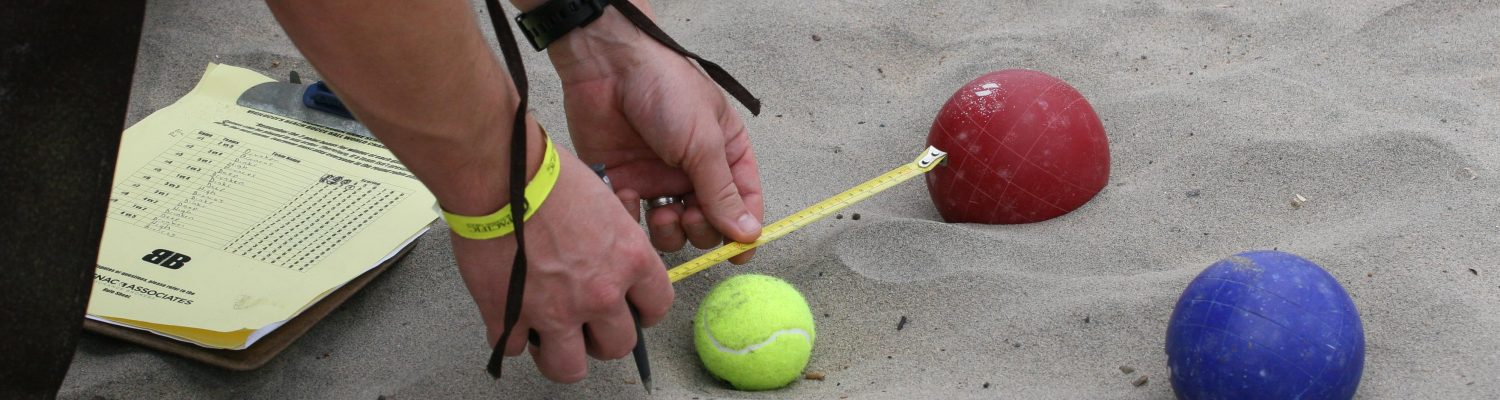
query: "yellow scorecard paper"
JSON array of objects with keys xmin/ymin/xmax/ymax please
[{"xmin": 90, "ymin": 64, "xmax": 436, "ymax": 349}]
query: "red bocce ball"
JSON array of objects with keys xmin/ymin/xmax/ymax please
[{"xmin": 925, "ymin": 69, "xmax": 1110, "ymax": 224}]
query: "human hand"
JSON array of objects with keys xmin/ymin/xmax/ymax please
[
  {"xmin": 544, "ymin": 4, "xmax": 764, "ymax": 263},
  {"xmin": 450, "ymin": 137, "xmax": 673, "ymax": 383}
]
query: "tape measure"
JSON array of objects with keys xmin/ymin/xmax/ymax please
[{"xmin": 668, "ymin": 146, "xmax": 948, "ymax": 283}]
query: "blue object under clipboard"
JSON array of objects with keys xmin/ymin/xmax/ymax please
[{"xmin": 236, "ymin": 72, "xmax": 372, "ymax": 138}]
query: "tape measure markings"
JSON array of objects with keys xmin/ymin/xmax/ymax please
[{"xmin": 667, "ymin": 146, "xmax": 948, "ymax": 283}]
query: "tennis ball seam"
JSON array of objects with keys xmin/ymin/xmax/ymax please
[{"xmin": 704, "ymin": 324, "xmax": 812, "ymax": 355}]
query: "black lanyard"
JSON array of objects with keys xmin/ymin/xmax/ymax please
[
  {"xmin": 479, "ymin": 0, "xmax": 532, "ymax": 379},
  {"xmin": 478, "ymin": 0, "xmax": 760, "ymax": 380}
]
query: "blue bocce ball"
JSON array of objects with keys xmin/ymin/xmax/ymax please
[{"xmin": 1165, "ymin": 250, "xmax": 1365, "ymax": 400}]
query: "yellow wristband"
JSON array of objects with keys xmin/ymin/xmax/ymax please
[{"xmin": 439, "ymin": 133, "xmax": 561, "ymax": 240}]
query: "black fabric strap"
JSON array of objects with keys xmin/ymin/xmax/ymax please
[
  {"xmin": 605, "ymin": 0, "xmax": 761, "ymax": 116},
  {"xmin": 481, "ymin": 0, "xmax": 532, "ymax": 379}
]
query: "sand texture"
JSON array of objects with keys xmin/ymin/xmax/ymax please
[{"xmin": 64, "ymin": 0, "xmax": 1499, "ymax": 398}]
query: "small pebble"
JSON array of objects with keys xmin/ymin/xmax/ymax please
[
  {"xmin": 1186, "ymin": 189, "xmax": 1201, "ymax": 198},
  {"xmin": 811, "ymin": 34, "xmax": 822, "ymax": 42},
  {"xmin": 1132, "ymin": 375, "xmax": 1149, "ymax": 387},
  {"xmin": 1291, "ymin": 194, "xmax": 1308, "ymax": 209},
  {"xmin": 1460, "ymin": 167, "xmax": 1478, "ymax": 180},
  {"xmin": 624, "ymin": 378, "xmax": 637, "ymax": 385},
  {"xmin": 1470, "ymin": 268, "xmax": 1479, "ymax": 276},
  {"xmin": 983, "ymin": 382, "xmax": 991, "ymax": 389},
  {"xmin": 836, "ymin": 214, "xmax": 843, "ymax": 219},
  {"xmin": 1119, "ymin": 366, "xmax": 1135, "ymax": 374},
  {"xmin": 806, "ymin": 371, "xmax": 827, "ymax": 381},
  {"xmin": 852, "ymin": 213, "xmax": 861, "ymax": 220}
]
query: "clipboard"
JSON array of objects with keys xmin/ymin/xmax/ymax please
[
  {"xmin": 82, "ymin": 242, "xmax": 415, "ymax": 371},
  {"xmin": 84, "ymin": 70, "xmax": 421, "ymax": 371}
]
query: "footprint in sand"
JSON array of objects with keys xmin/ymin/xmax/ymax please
[{"xmin": 830, "ymin": 219, "xmax": 1047, "ymax": 283}]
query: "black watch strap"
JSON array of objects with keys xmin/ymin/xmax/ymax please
[{"xmin": 514, "ymin": 0, "xmax": 609, "ymax": 51}]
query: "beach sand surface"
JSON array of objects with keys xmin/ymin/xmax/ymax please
[{"xmin": 64, "ymin": 0, "xmax": 1499, "ymax": 398}]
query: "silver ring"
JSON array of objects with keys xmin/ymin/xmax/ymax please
[{"xmin": 646, "ymin": 196, "xmax": 680, "ymax": 210}]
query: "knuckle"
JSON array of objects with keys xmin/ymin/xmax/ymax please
[
  {"xmin": 677, "ymin": 124, "xmax": 719, "ymax": 167},
  {"xmin": 581, "ymin": 280, "xmax": 624, "ymax": 314},
  {"xmin": 708, "ymin": 180, "xmax": 741, "ymax": 209},
  {"xmin": 529, "ymin": 304, "xmax": 572, "ymax": 334},
  {"xmin": 537, "ymin": 297, "xmax": 570, "ymax": 319},
  {"xmin": 623, "ymin": 243, "xmax": 660, "ymax": 269}
]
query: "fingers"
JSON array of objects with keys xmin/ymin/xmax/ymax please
[
  {"xmin": 679, "ymin": 196, "xmax": 723, "ymax": 250},
  {"xmin": 615, "ymin": 188, "xmax": 642, "ymax": 223},
  {"xmin": 726, "ymin": 142, "xmax": 764, "ymax": 264},
  {"xmin": 529, "ymin": 326, "xmax": 589, "ymax": 383},
  {"xmin": 626, "ymin": 253, "xmax": 674, "ymax": 327},
  {"xmin": 464, "ymin": 152, "xmax": 681, "ymax": 384},
  {"xmin": 501, "ymin": 321, "xmax": 530, "ymax": 357},
  {"xmin": 678, "ymin": 116, "xmax": 762, "ymax": 244},
  {"xmin": 728, "ymin": 244, "xmax": 757, "ymax": 265},
  {"xmin": 646, "ymin": 202, "xmax": 686, "ymax": 252},
  {"xmin": 583, "ymin": 302, "xmax": 638, "ymax": 360}
]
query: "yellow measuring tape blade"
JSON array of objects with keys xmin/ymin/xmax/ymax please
[{"xmin": 668, "ymin": 146, "xmax": 948, "ymax": 283}]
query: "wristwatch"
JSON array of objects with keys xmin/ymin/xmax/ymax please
[{"xmin": 514, "ymin": 0, "xmax": 611, "ymax": 51}]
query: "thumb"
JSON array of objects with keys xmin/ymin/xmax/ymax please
[{"xmin": 679, "ymin": 127, "xmax": 762, "ymax": 244}]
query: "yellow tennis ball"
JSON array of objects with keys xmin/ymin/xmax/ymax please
[{"xmin": 693, "ymin": 274, "xmax": 816, "ymax": 391}]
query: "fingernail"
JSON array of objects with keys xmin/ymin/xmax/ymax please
[{"xmin": 737, "ymin": 213, "xmax": 761, "ymax": 235}]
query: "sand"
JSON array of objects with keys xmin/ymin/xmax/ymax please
[{"xmin": 63, "ymin": 0, "xmax": 1499, "ymax": 398}]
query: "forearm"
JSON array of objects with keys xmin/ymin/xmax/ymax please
[{"xmin": 266, "ymin": 0, "xmax": 541, "ymax": 215}]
